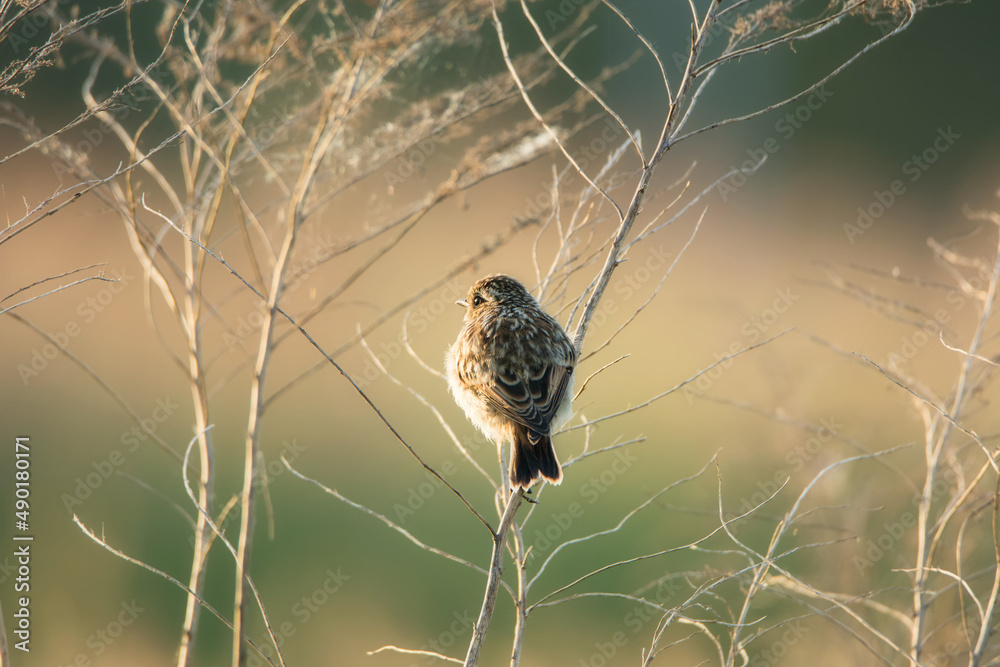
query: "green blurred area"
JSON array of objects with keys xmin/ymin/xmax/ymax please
[{"xmin": 2, "ymin": 0, "xmax": 1000, "ymax": 665}]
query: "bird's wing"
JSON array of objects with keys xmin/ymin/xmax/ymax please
[{"xmin": 481, "ymin": 362, "xmax": 573, "ymax": 438}]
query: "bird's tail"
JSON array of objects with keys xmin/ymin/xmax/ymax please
[{"xmin": 511, "ymin": 427, "xmax": 563, "ymax": 489}]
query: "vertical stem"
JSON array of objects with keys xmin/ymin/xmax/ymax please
[
  {"xmin": 913, "ymin": 230, "xmax": 1000, "ymax": 661},
  {"xmin": 726, "ymin": 522, "xmax": 782, "ymax": 666},
  {"xmin": 231, "ymin": 226, "xmax": 297, "ymax": 665},
  {"xmin": 465, "ymin": 490, "xmax": 523, "ymax": 667},
  {"xmin": 509, "ymin": 522, "xmax": 528, "ymax": 667},
  {"xmin": 176, "ymin": 346, "xmax": 213, "ymax": 667},
  {"xmin": 911, "ymin": 420, "xmax": 938, "ymax": 662},
  {"xmin": 971, "ymin": 486, "xmax": 1000, "ymax": 666},
  {"xmin": 570, "ymin": 4, "xmax": 719, "ymax": 350},
  {"xmin": 177, "ymin": 184, "xmax": 215, "ymax": 667},
  {"xmin": 229, "ymin": 62, "xmax": 350, "ymax": 664}
]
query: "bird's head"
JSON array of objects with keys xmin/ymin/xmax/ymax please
[{"xmin": 457, "ymin": 274, "xmax": 536, "ymax": 321}]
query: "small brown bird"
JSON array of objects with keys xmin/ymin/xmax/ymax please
[{"xmin": 446, "ymin": 274, "xmax": 576, "ymax": 490}]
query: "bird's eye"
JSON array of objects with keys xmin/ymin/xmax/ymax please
[{"xmin": 472, "ymin": 294, "xmax": 485, "ymax": 307}]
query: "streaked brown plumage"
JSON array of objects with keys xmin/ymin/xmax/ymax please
[{"xmin": 446, "ymin": 274, "xmax": 576, "ymax": 490}]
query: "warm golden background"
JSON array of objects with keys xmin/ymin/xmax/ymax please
[{"xmin": 2, "ymin": 1, "xmax": 1000, "ymax": 665}]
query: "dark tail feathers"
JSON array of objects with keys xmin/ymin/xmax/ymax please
[{"xmin": 511, "ymin": 427, "xmax": 563, "ymax": 489}]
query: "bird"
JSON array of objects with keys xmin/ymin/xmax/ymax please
[{"xmin": 446, "ymin": 274, "xmax": 576, "ymax": 491}]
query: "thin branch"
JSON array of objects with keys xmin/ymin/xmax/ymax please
[
  {"xmin": 491, "ymin": 4, "xmax": 624, "ymax": 221},
  {"xmin": 563, "ymin": 329, "xmax": 793, "ymax": 433},
  {"xmin": 519, "ymin": 0, "xmax": 643, "ymax": 164},
  {"xmin": 368, "ymin": 646, "xmax": 462, "ymax": 663},
  {"xmin": 73, "ymin": 515, "xmax": 277, "ymax": 667},
  {"xmin": 671, "ymin": 1, "xmax": 917, "ymax": 146},
  {"xmin": 282, "ymin": 459, "xmax": 500, "ymax": 587},
  {"xmin": 359, "ymin": 327, "xmax": 496, "ymax": 488},
  {"xmin": 464, "ymin": 490, "xmax": 525, "ymax": 666},
  {"xmin": 854, "ymin": 352, "xmax": 998, "ymax": 473},
  {"xmin": 599, "ymin": 0, "xmax": 672, "ymax": 105},
  {"xmin": 0, "ymin": 262, "xmax": 108, "ymax": 304},
  {"xmin": 180, "ymin": 431, "xmax": 285, "ymax": 667},
  {"xmin": 0, "ymin": 275, "xmax": 118, "ymax": 317},
  {"xmin": 151, "ymin": 202, "xmax": 493, "ymax": 532},
  {"xmin": 528, "ymin": 456, "xmax": 716, "ymax": 595}
]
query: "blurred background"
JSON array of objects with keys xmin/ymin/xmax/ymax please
[{"xmin": 2, "ymin": 0, "xmax": 1000, "ymax": 665}]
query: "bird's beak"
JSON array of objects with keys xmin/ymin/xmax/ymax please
[{"xmin": 456, "ymin": 299, "xmax": 468, "ymax": 307}]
